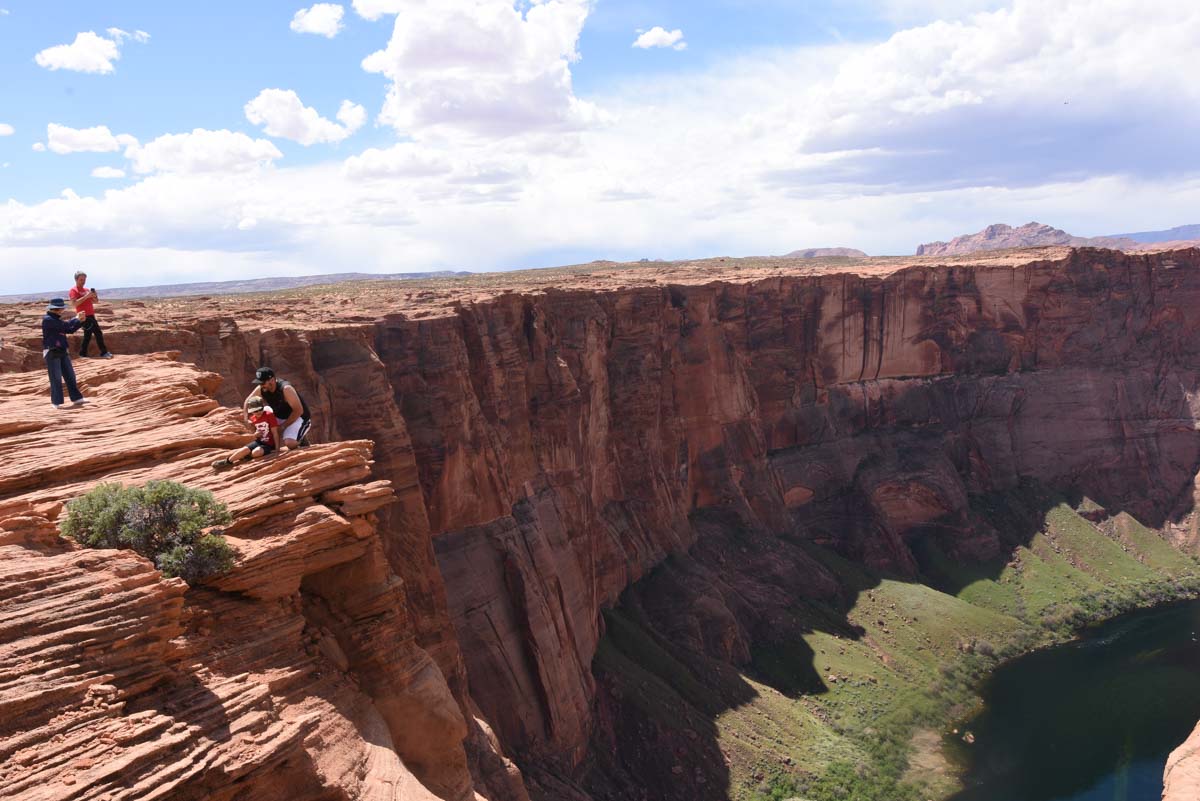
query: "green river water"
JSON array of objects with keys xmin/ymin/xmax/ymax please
[{"xmin": 947, "ymin": 599, "xmax": 1200, "ymax": 801}]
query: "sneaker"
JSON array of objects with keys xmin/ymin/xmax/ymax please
[
  {"xmin": 211, "ymin": 457, "xmax": 233, "ymax": 471},
  {"xmin": 53, "ymin": 403, "xmax": 64, "ymax": 410},
  {"xmin": 72, "ymin": 398, "xmax": 89, "ymax": 406},
  {"xmin": 100, "ymin": 353, "xmax": 114, "ymax": 359}
]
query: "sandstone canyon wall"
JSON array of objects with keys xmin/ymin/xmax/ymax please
[{"xmin": 5, "ymin": 247, "xmax": 1200, "ymax": 800}]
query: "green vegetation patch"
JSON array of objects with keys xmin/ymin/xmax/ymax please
[
  {"xmin": 594, "ymin": 480, "xmax": 1200, "ymax": 801},
  {"xmin": 61, "ymin": 480, "xmax": 235, "ymax": 583}
]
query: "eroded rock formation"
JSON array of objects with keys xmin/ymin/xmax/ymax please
[
  {"xmin": 915, "ymin": 221, "xmax": 1139, "ymax": 256},
  {"xmin": 1164, "ymin": 721, "xmax": 1200, "ymax": 800},
  {"xmin": 0, "ymin": 357, "xmax": 506, "ymax": 800},
  {"xmin": 4, "ymin": 246, "xmax": 1200, "ymax": 799}
]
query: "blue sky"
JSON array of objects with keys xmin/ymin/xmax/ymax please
[{"xmin": 1, "ymin": 1, "xmax": 1198, "ymax": 293}]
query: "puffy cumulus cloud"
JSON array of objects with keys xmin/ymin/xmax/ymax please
[
  {"xmin": 361, "ymin": 0, "xmax": 601, "ymax": 138},
  {"xmin": 752, "ymin": 0, "xmax": 1200, "ymax": 191},
  {"xmin": 35, "ymin": 31, "xmax": 121, "ymax": 73},
  {"xmin": 350, "ymin": 0, "xmax": 402, "ymax": 21},
  {"xmin": 91, "ymin": 166, "xmax": 126, "ymax": 179},
  {"xmin": 245, "ymin": 89, "xmax": 365, "ymax": 145},
  {"xmin": 0, "ymin": 123, "xmax": 13, "ymax": 136},
  {"xmin": 4, "ymin": 0, "xmax": 1200, "ymax": 293},
  {"xmin": 290, "ymin": 3, "xmax": 344, "ymax": 37},
  {"xmin": 126, "ymin": 129, "xmax": 282, "ymax": 174},
  {"xmin": 633, "ymin": 27, "xmax": 686, "ymax": 51},
  {"xmin": 45, "ymin": 123, "xmax": 138, "ymax": 154},
  {"xmin": 34, "ymin": 28, "xmax": 148, "ymax": 74},
  {"xmin": 336, "ymin": 99, "xmax": 367, "ymax": 132}
]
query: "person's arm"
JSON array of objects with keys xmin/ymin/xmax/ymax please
[
  {"xmin": 67, "ymin": 289, "xmax": 96, "ymax": 309},
  {"xmin": 280, "ymin": 385, "xmax": 303, "ymax": 428},
  {"xmin": 242, "ymin": 388, "xmax": 262, "ymax": 421}
]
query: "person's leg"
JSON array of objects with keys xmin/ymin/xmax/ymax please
[
  {"xmin": 92, "ymin": 317, "xmax": 110, "ymax": 357},
  {"xmin": 45, "ymin": 352, "xmax": 64, "ymax": 406},
  {"xmin": 79, "ymin": 317, "xmax": 94, "ymax": 357},
  {"xmin": 213, "ymin": 444, "xmax": 252, "ymax": 469},
  {"xmin": 281, "ymin": 418, "xmax": 309, "ymax": 449},
  {"xmin": 61, "ymin": 354, "xmax": 83, "ymax": 402}
]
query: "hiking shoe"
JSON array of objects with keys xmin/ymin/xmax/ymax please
[
  {"xmin": 77, "ymin": 354, "xmax": 89, "ymax": 359},
  {"xmin": 100, "ymin": 353, "xmax": 114, "ymax": 359},
  {"xmin": 53, "ymin": 403, "xmax": 64, "ymax": 410},
  {"xmin": 72, "ymin": 398, "xmax": 89, "ymax": 406},
  {"xmin": 212, "ymin": 457, "xmax": 233, "ymax": 471}
]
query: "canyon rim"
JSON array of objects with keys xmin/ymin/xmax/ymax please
[{"xmin": 4, "ymin": 247, "xmax": 1200, "ymax": 800}]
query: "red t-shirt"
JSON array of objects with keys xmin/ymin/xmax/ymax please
[
  {"xmin": 251, "ymin": 410, "xmax": 280, "ymax": 446},
  {"xmin": 69, "ymin": 286, "xmax": 95, "ymax": 316}
]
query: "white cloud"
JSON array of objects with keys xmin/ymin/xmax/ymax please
[
  {"xmin": 32, "ymin": 142, "xmax": 45, "ymax": 152},
  {"xmin": 91, "ymin": 166, "xmax": 126, "ymax": 179},
  {"xmin": 633, "ymin": 27, "xmax": 687, "ymax": 51},
  {"xmin": 106, "ymin": 27, "xmax": 150, "ymax": 44},
  {"xmin": 336, "ymin": 99, "xmax": 367, "ymax": 132},
  {"xmin": 343, "ymin": 144, "xmax": 452, "ymax": 180},
  {"xmin": 126, "ymin": 129, "xmax": 282, "ymax": 174},
  {"xmin": 45, "ymin": 123, "xmax": 138, "ymax": 154},
  {"xmin": 290, "ymin": 4, "xmax": 344, "ymax": 37},
  {"xmin": 245, "ymin": 89, "xmax": 365, "ymax": 145},
  {"xmin": 351, "ymin": 0, "xmax": 402, "ymax": 21},
  {"xmin": 33, "ymin": 28, "xmax": 147, "ymax": 74},
  {"xmin": 0, "ymin": 123, "xmax": 13, "ymax": 136},
  {"xmin": 4, "ymin": 0, "xmax": 1200, "ymax": 294},
  {"xmin": 35, "ymin": 31, "xmax": 121, "ymax": 73},
  {"xmin": 360, "ymin": 0, "xmax": 601, "ymax": 138}
]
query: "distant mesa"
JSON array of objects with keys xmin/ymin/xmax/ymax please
[
  {"xmin": 783, "ymin": 247, "xmax": 868, "ymax": 258},
  {"xmin": 915, "ymin": 222, "xmax": 1139, "ymax": 257}
]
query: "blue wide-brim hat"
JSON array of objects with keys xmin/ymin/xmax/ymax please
[{"xmin": 46, "ymin": 298, "xmax": 67, "ymax": 312}]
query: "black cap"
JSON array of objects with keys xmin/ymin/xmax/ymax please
[{"xmin": 252, "ymin": 366, "xmax": 275, "ymax": 384}]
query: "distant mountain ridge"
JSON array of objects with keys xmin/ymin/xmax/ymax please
[
  {"xmin": 1110, "ymin": 224, "xmax": 1200, "ymax": 244},
  {"xmin": 783, "ymin": 247, "xmax": 868, "ymax": 258},
  {"xmin": 915, "ymin": 222, "xmax": 1138, "ymax": 257},
  {"xmin": 0, "ymin": 271, "xmax": 471, "ymax": 303}
]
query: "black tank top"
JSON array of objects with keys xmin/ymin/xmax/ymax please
[{"xmin": 261, "ymin": 379, "xmax": 310, "ymax": 420}]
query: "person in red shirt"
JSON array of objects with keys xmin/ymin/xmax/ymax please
[
  {"xmin": 211, "ymin": 396, "xmax": 289, "ymax": 469},
  {"xmin": 68, "ymin": 270, "xmax": 113, "ymax": 359}
]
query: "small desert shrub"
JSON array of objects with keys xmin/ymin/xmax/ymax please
[{"xmin": 61, "ymin": 480, "xmax": 235, "ymax": 583}]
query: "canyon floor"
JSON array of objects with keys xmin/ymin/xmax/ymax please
[{"xmin": 4, "ymin": 245, "xmax": 1200, "ymax": 801}]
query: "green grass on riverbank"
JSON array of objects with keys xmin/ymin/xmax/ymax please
[
  {"xmin": 593, "ymin": 485, "xmax": 1200, "ymax": 801},
  {"xmin": 745, "ymin": 491, "xmax": 1200, "ymax": 801}
]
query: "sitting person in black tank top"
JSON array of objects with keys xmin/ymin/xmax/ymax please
[{"xmin": 243, "ymin": 366, "xmax": 312, "ymax": 449}]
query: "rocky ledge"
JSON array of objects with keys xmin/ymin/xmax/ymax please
[
  {"xmin": 0, "ymin": 355, "xmax": 499, "ymax": 801},
  {"xmin": 1164, "ymin": 722, "xmax": 1200, "ymax": 800}
]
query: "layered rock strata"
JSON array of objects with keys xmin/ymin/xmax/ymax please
[
  {"xmin": 4, "ymin": 247, "xmax": 1200, "ymax": 799},
  {"xmin": 0, "ymin": 356, "xmax": 495, "ymax": 800}
]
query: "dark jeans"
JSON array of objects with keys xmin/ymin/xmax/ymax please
[
  {"xmin": 80, "ymin": 315, "xmax": 108, "ymax": 356},
  {"xmin": 45, "ymin": 349, "xmax": 83, "ymax": 406}
]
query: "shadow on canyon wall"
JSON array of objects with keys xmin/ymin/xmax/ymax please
[{"xmin": 562, "ymin": 368, "xmax": 1200, "ymax": 801}]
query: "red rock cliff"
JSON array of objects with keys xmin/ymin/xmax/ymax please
[{"xmin": 4, "ymin": 247, "xmax": 1200, "ymax": 799}]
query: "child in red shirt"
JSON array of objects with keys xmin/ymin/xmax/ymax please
[{"xmin": 211, "ymin": 396, "xmax": 288, "ymax": 469}]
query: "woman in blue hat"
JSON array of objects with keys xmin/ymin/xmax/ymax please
[{"xmin": 41, "ymin": 298, "xmax": 89, "ymax": 409}]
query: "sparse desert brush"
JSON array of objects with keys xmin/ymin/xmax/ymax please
[{"xmin": 61, "ymin": 480, "xmax": 235, "ymax": 583}]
